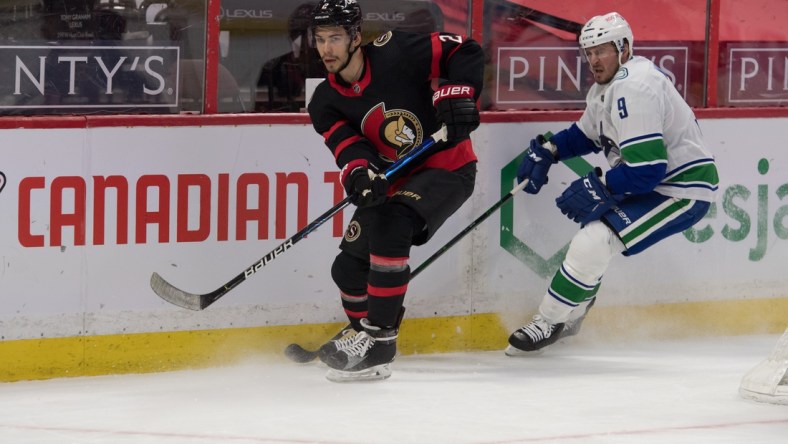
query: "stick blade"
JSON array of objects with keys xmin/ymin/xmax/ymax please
[
  {"xmin": 150, "ymin": 272, "xmax": 207, "ymax": 311},
  {"xmin": 284, "ymin": 343, "xmax": 320, "ymax": 363}
]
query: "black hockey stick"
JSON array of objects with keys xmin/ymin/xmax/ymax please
[
  {"xmin": 411, "ymin": 130, "xmax": 551, "ymax": 277},
  {"xmin": 284, "ymin": 132, "xmax": 555, "ymax": 363},
  {"xmin": 285, "ymin": 177, "xmax": 534, "ymax": 363},
  {"xmin": 151, "ymin": 127, "xmax": 448, "ymax": 311}
]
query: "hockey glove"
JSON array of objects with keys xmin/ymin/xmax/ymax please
[
  {"xmin": 517, "ymin": 135, "xmax": 557, "ymax": 194},
  {"xmin": 432, "ymin": 83, "xmax": 479, "ymax": 142},
  {"xmin": 555, "ymin": 168, "xmax": 616, "ymax": 225},
  {"xmin": 341, "ymin": 160, "xmax": 389, "ymax": 208}
]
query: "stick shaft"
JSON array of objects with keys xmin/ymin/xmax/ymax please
[{"xmin": 151, "ymin": 128, "xmax": 447, "ymax": 310}]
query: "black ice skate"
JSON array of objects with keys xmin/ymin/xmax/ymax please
[
  {"xmin": 318, "ymin": 326, "xmax": 358, "ymax": 361},
  {"xmin": 323, "ymin": 318, "xmax": 397, "ymax": 382},
  {"xmin": 505, "ymin": 315, "xmax": 565, "ymax": 356}
]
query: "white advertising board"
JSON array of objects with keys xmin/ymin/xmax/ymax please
[{"xmin": 1, "ymin": 118, "xmax": 786, "ymax": 340}]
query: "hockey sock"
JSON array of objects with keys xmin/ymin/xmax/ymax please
[
  {"xmin": 331, "ymin": 252, "xmax": 370, "ymax": 330},
  {"xmin": 540, "ymin": 221, "xmax": 624, "ymax": 322},
  {"xmin": 367, "ymin": 254, "xmax": 409, "ymax": 328}
]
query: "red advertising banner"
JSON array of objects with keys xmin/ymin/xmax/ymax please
[
  {"xmin": 725, "ymin": 46, "xmax": 788, "ymax": 105},
  {"xmin": 493, "ymin": 43, "xmax": 694, "ymax": 110}
]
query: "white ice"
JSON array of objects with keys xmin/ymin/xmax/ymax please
[{"xmin": 1, "ymin": 334, "xmax": 786, "ymax": 444}]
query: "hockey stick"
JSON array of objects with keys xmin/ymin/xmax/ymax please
[
  {"xmin": 284, "ymin": 132, "xmax": 555, "ymax": 363},
  {"xmin": 285, "ymin": 176, "xmax": 536, "ymax": 363},
  {"xmin": 410, "ymin": 177, "xmax": 529, "ymax": 277},
  {"xmin": 284, "ymin": 178, "xmax": 530, "ymax": 363},
  {"xmin": 412, "ymin": 130, "xmax": 552, "ymax": 277},
  {"xmin": 151, "ymin": 127, "xmax": 448, "ymax": 311}
]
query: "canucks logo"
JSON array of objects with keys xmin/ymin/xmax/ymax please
[
  {"xmin": 614, "ymin": 67, "xmax": 629, "ymax": 80},
  {"xmin": 361, "ymin": 103, "xmax": 423, "ymax": 162}
]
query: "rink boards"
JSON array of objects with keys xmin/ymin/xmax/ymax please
[{"xmin": 1, "ymin": 118, "xmax": 787, "ymax": 381}]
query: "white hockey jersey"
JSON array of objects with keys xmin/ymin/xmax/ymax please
[{"xmin": 577, "ymin": 56, "xmax": 718, "ymax": 202}]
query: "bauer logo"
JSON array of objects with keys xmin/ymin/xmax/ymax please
[{"xmin": 0, "ymin": 45, "xmax": 180, "ymax": 110}]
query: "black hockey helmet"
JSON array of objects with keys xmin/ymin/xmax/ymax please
[{"xmin": 310, "ymin": 0, "xmax": 362, "ymax": 39}]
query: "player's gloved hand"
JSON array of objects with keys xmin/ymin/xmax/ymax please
[
  {"xmin": 433, "ymin": 83, "xmax": 479, "ymax": 142},
  {"xmin": 517, "ymin": 134, "xmax": 557, "ymax": 194},
  {"xmin": 555, "ymin": 168, "xmax": 617, "ymax": 225},
  {"xmin": 341, "ymin": 161, "xmax": 389, "ymax": 208}
]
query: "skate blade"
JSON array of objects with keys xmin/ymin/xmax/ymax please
[
  {"xmin": 326, "ymin": 364, "xmax": 392, "ymax": 383},
  {"xmin": 504, "ymin": 345, "xmax": 546, "ymax": 357}
]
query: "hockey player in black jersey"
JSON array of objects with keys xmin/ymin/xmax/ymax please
[{"xmin": 307, "ymin": 0, "xmax": 484, "ymax": 382}]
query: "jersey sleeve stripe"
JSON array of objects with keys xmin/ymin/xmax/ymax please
[
  {"xmin": 620, "ymin": 139, "xmax": 668, "ymax": 164},
  {"xmin": 429, "ymin": 33, "xmax": 442, "ymax": 79},
  {"xmin": 322, "ymin": 120, "xmax": 347, "ymax": 143},
  {"xmin": 620, "ymin": 133, "xmax": 663, "ymax": 148},
  {"xmin": 333, "ymin": 135, "xmax": 364, "ymax": 159}
]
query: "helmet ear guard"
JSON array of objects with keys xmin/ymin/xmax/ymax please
[{"xmin": 578, "ymin": 12, "xmax": 633, "ymax": 60}]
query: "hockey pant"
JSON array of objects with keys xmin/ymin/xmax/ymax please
[{"xmin": 539, "ymin": 194, "xmax": 711, "ymax": 324}]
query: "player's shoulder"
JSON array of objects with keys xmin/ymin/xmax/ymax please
[
  {"xmin": 307, "ymin": 78, "xmax": 336, "ymax": 115},
  {"xmin": 609, "ymin": 57, "xmax": 663, "ymax": 95},
  {"xmin": 366, "ymin": 29, "xmax": 418, "ymax": 49}
]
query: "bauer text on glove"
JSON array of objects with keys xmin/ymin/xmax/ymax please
[{"xmin": 432, "ymin": 83, "xmax": 479, "ymax": 142}]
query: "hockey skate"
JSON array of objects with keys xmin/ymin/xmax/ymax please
[
  {"xmin": 317, "ymin": 326, "xmax": 358, "ymax": 361},
  {"xmin": 506, "ymin": 298, "xmax": 596, "ymax": 356},
  {"xmin": 505, "ymin": 315, "xmax": 565, "ymax": 357},
  {"xmin": 323, "ymin": 318, "xmax": 397, "ymax": 383}
]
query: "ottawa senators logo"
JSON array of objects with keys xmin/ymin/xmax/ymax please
[
  {"xmin": 361, "ymin": 103, "xmax": 423, "ymax": 162},
  {"xmin": 373, "ymin": 31, "xmax": 392, "ymax": 47},
  {"xmin": 344, "ymin": 220, "xmax": 361, "ymax": 242}
]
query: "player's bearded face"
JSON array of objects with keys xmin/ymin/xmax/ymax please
[
  {"xmin": 583, "ymin": 43, "xmax": 622, "ymax": 84},
  {"xmin": 314, "ymin": 28, "xmax": 354, "ymax": 74}
]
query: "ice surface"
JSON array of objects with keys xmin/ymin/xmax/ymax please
[{"xmin": 0, "ymin": 334, "xmax": 786, "ymax": 443}]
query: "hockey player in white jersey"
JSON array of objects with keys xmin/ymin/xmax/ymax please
[{"xmin": 506, "ymin": 12, "xmax": 719, "ymax": 355}]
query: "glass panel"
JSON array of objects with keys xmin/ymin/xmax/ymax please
[
  {"xmin": 220, "ymin": 0, "xmax": 458, "ymax": 113},
  {"xmin": 482, "ymin": 0, "xmax": 707, "ymax": 111},
  {"xmin": 717, "ymin": 0, "xmax": 788, "ymax": 107},
  {"xmin": 0, "ymin": 0, "xmax": 207, "ymax": 115}
]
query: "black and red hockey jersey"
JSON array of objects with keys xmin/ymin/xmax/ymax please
[{"xmin": 308, "ymin": 29, "xmax": 484, "ymax": 184}]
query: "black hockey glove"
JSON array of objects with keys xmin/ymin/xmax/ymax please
[
  {"xmin": 517, "ymin": 134, "xmax": 557, "ymax": 194},
  {"xmin": 341, "ymin": 160, "xmax": 389, "ymax": 208},
  {"xmin": 432, "ymin": 83, "xmax": 480, "ymax": 142},
  {"xmin": 555, "ymin": 168, "xmax": 617, "ymax": 225}
]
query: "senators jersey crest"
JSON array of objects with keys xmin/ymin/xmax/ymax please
[
  {"xmin": 361, "ymin": 103, "xmax": 423, "ymax": 162},
  {"xmin": 308, "ymin": 29, "xmax": 482, "ymax": 174}
]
